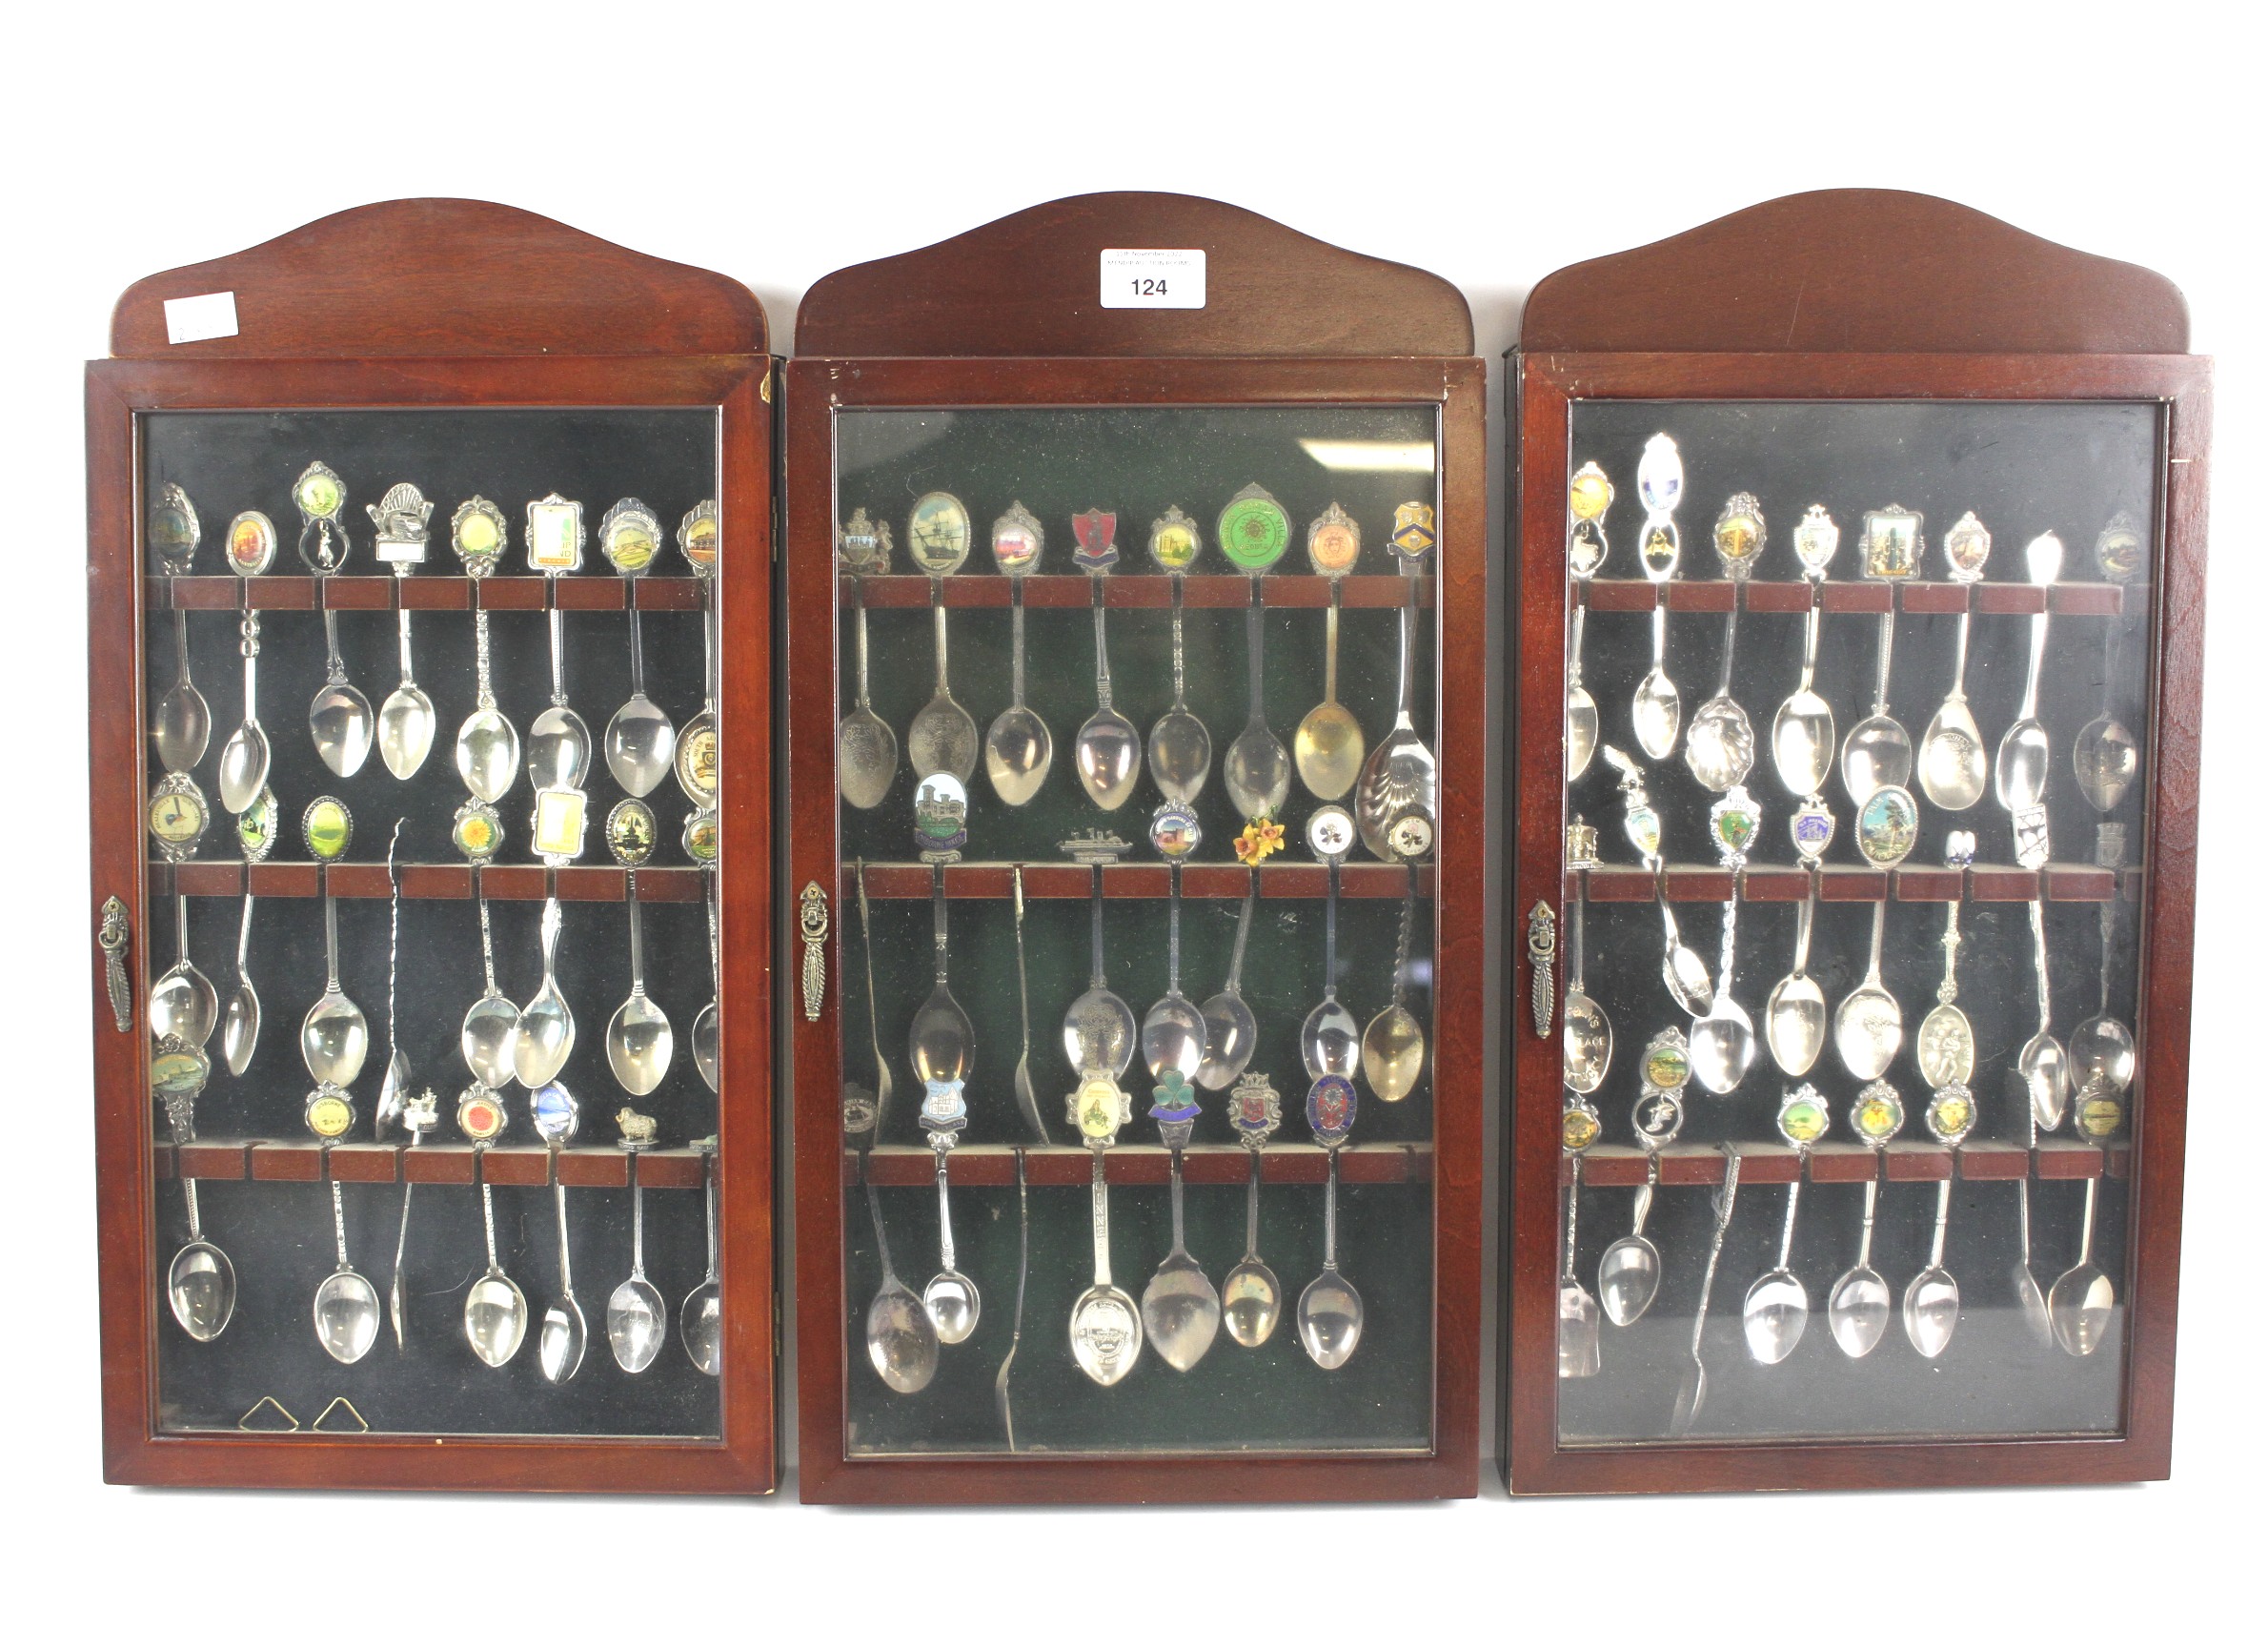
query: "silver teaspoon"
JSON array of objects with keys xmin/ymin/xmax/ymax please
[
  {"xmin": 1355, "ymin": 567, "xmax": 1439, "ymax": 861},
  {"xmin": 1223, "ymin": 577, "xmax": 1291, "ymax": 821},
  {"xmin": 1142, "ymin": 1098, "xmax": 1222, "ymax": 1372},
  {"xmin": 681, "ymin": 1146, "xmax": 722, "ymax": 1374},
  {"xmin": 1833, "ymin": 901, "xmax": 1902, "ymax": 1082},
  {"xmin": 1294, "ymin": 505, "xmax": 1364, "ymax": 801},
  {"xmin": 2048, "ymin": 1174, "xmax": 2116, "ymax": 1356},
  {"xmin": 1223, "ymin": 1110, "xmax": 1283, "ymax": 1350},
  {"xmin": 985, "ymin": 501, "xmax": 1052, "ymax": 805},
  {"xmin": 840, "ymin": 565, "xmax": 900, "ymax": 809},
  {"xmin": 907, "ymin": 574, "xmax": 979, "ymax": 784},
  {"xmin": 1994, "ymin": 531, "xmax": 2065, "ymax": 818},
  {"xmin": 1069, "ymin": 1142, "xmax": 1144, "ymax": 1386},
  {"xmin": 312, "ymin": 1179, "xmax": 381, "ymax": 1365},
  {"xmin": 512, "ymin": 897, "xmax": 576, "ymax": 1088},
  {"xmin": 1565, "ymin": 460, "xmax": 1612, "ymax": 781},
  {"xmin": 1902, "ymin": 1177, "xmax": 1962, "ymax": 1358},
  {"xmin": 1557, "ymin": 1150, "xmax": 1600, "ymax": 1378},
  {"xmin": 865, "ymin": 1161, "xmax": 942, "ymax": 1392},
  {"xmin": 150, "ymin": 893, "xmax": 218, "ymax": 1050},
  {"xmin": 1073, "ymin": 523, "xmax": 1142, "ymax": 809},
  {"xmin": 220, "ymin": 890, "xmax": 260, "ymax": 1075},
  {"xmin": 217, "ymin": 609, "xmax": 273, "ymax": 815},
  {"xmin": 1197, "ymin": 873, "xmax": 1260, "ymax": 1091},
  {"xmin": 1151, "ymin": 567, "xmax": 1216, "ymax": 803},
  {"xmin": 1630, "ymin": 433, "xmax": 1685, "ymax": 761},
  {"xmin": 152, "ymin": 605, "xmax": 212, "ymax": 774},
  {"xmin": 451, "ymin": 497, "xmax": 520, "ymax": 802},
  {"xmin": 607, "ymin": 1146, "xmax": 668, "ymax": 1373},
  {"xmin": 371, "ymin": 483, "xmax": 437, "ymax": 780},
  {"xmin": 599, "ymin": 499, "xmax": 678, "ymax": 798},
  {"xmin": 1919, "ymin": 512, "xmax": 1993, "ymax": 810}
]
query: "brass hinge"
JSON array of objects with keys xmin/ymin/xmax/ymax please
[
  {"xmin": 1526, "ymin": 900, "xmax": 1556, "ymax": 1040},
  {"xmin": 799, "ymin": 881, "xmax": 830, "ymax": 1020},
  {"xmin": 98, "ymin": 896, "xmax": 132, "ymax": 1032}
]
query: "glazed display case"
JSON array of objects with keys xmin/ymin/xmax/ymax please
[
  {"xmin": 88, "ymin": 201, "xmax": 777, "ymax": 1491},
  {"xmin": 1504, "ymin": 191, "xmax": 2207, "ymax": 1492},
  {"xmin": 786, "ymin": 193, "xmax": 1487, "ymax": 1501}
]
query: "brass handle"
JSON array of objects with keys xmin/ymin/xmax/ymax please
[
  {"xmin": 799, "ymin": 881, "xmax": 830, "ymax": 1021},
  {"xmin": 1526, "ymin": 901, "xmax": 1556, "ymax": 1040},
  {"xmin": 98, "ymin": 896, "xmax": 132, "ymax": 1033}
]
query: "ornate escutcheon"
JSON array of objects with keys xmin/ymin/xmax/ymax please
[
  {"xmin": 1527, "ymin": 901, "xmax": 1557, "ymax": 1039},
  {"xmin": 98, "ymin": 896, "xmax": 132, "ymax": 1032},
  {"xmin": 799, "ymin": 882, "xmax": 829, "ymax": 1021}
]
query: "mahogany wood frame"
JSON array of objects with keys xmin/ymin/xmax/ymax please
[
  {"xmin": 87, "ymin": 201, "xmax": 778, "ymax": 1493},
  {"xmin": 1505, "ymin": 343, "xmax": 2207, "ymax": 1494},
  {"xmin": 787, "ymin": 354, "xmax": 1485, "ymax": 1503}
]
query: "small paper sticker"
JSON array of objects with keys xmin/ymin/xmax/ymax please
[
  {"xmin": 163, "ymin": 291, "xmax": 239, "ymax": 344},
  {"xmin": 1100, "ymin": 249, "xmax": 1205, "ymax": 310}
]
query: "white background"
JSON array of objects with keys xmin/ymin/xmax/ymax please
[{"xmin": 6, "ymin": 0, "xmax": 2259, "ymax": 1636}]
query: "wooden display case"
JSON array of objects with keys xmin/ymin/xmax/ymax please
[
  {"xmin": 1502, "ymin": 190, "xmax": 2207, "ymax": 1493},
  {"xmin": 88, "ymin": 200, "xmax": 777, "ymax": 1491},
  {"xmin": 786, "ymin": 193, "xmax": 1487, "ymax": 1502}
]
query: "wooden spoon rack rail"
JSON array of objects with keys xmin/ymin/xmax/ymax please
[
  {"xmin": 152, "ymin": 862, "xmax": 707, "ymax": 902},
  {"xmin": 842, "ymin": 573, "xmax": 1437, "ymax": 610},
  {"xmin": 847, "ymin": 862, "xmax": 1432, "ymax": 900},
  {"xmin": 1580, "ymin": 578, "xmax": 2128, "ymax": 617},
  {"xmin": 1561, "ymin": 1140, "xmax": 2128, "ymax": 1187},
  {"xmin": 156, "ymin": 1141, "xmax": 712, "ymax": 1189},
  {"xmin": 846, "ymin": 1141, "xmax": 1432, "ymax": 1189},
  {"xmin": 1569, "ymin": 864, "xmax": 2136, "ymax": 904},
  {"xmin": 150, "ymin": 574, "xmax": 709, "ymax": 612}
]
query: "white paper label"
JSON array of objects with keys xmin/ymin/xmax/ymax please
[
  {"xmin": 163, "ymin": 291, "xmax": 239, "ymax": 344},
  {"xmin": 1099, "ymin": 249, "xmax": 1205, "ymax": 310}
]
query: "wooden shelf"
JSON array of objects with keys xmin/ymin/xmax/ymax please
[
  {"xmin": 1582, "ymin": 579, "xmax": 2128, "ymax": 617},
  {"xmin": 847, "ymin": 861, "xmax": 1431, "ymax": 900},
  {"xmin": 1568, "ymin": 863, "xmax": 2134, "ymax": 905},
  {"xmin": 157, "ymin": 1141, "xmax": 711, "ymax": 1189},
  {"xmin": 843, "ymin": 573, "xmax": 1433, "ymax": 610},
  {"xmin": 154, "ymin": 862, "xmax": 708, "ymax": 902},
  {"xmin": 151, "ymin": 574, "xmax": 708, "ymax": 613},
  {"xmin": 847, "ymin": 1141, "xmax": 1431, "ymax": 1188},
  {"xmin": 1562, "ymin": 1140, "xmax": 2129, "ymax": 1189}
]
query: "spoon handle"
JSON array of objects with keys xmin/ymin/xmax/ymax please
[
  {"xmin": 477, "ymin": 894, "xmax": 499, "ymax": 995},
  {"xmin": 1245, "ymin": 579, "xmax": 1266, "ymax": 722},
  {"xmin": 1929, "ymin": 1176, "xmax": 1952, "ymax": 1269},
  {"xmin": 626, "ymin": 873, "xmax": 647, "ymax": 994},
  {"xmin": 626, "ymin": 603, "xmax": 648, "ymax": 700},
  {"xmin": 856, "ymin": 863, "xmax": 888, "ymax": 1134},
  {"xmin": 1950, "ymin": 607, "xmax": 1973, "ymax": 699},
  {"xmin": 630, "ymin": 1153, "xmax": 646, "ymax": 1279},
  {"xmin": 1087, "ymin": 864, "xmax": 1106, "ymax": 991},
  {"xmin": 702, "ymin": 1148, "xmax": 720, "ymax": 1284},
  {"xmin": 1165, "ymin": 861, "xmax": 1182, "ymax": 997},
  {"xmin": 1323, "ymin": 580, "xmax": 1341, "ymax": 706},
  {"xmin": 472, "ymin": 608, "xmax": 496, "ymax": 707},
  {"xmin": 480, "ymin": 1175, "xmax": 502, "ymax": 1271},
  {"xmin": 930, "ymin": 578, "xmax": 950, "ymax": 696},
  {"xmin": 1568, "ymin": 597, "xmax": 1587, "ymax": 690},
  {"xmin": 852, "ymin": 576, "xmax": 874, "ymax": 710},
  {"xmin": 1394, "ymin": 865, "xmax": 1418, "ymax": 1010},
  {"xmin": 1323, "ymin": 859, "xmax": 1340, "ymax": 999},
  {"xmin": 396, "ymin": 605, "xmax": 415, "ymax": 687},
  {"xmin": 1087, "ymin": 1146, "xmax": 1113, "ymax": 1289},
  {"xmin": 553, "ymin": 1177, "xmax": 575, "ymax": 1296},
  {"xmin": 1560, "ymin": 1153, "xmax": 1583, "ymax": 1284},
  {"xmin": 862, "ymin": 1169, "xmax": 900, "ymax": 1288},
  {"xmin": 241, "ymin": 610, "xmax": 261, "ymax": 710},
  {"xmin": 1225, "ymin": 872, "xmax": 1256, "ymax": 994},
  {"xmin": 1775, "ymin": 1171, "xmax": 1804, "ymax": 1270},
  {"xmin": 933, "ymin": 1146, "xmax": 961, "ymax": 1274},
  {"xmin": 1322, "ymin": 1149, "xmax": 1342, "ymax": 1271},
  {"xmin": 1172, "ymin": 572, "xmax": 1191, "ymax": 707},
  {"xmin": 1691, "ymin": 1147, "xmax": 1742, "ymax": 1360},
  {"xmin": 321, "ymin": 600, "xmax": 346, "ymax": 683},
  {"xmin": 929, "ymin": 862, "xmax": 948, "ymax": 984},
  {"xmin": 323, "ymin": 884, "xmax": 341, "ymax": 992},
  {"xmin": 1400, "ymin": 576, "xmax": 1419, "ymax": 721},
  {"xmin": 1631, "ymin": 1151, "xmax": 1656, "ymax": 1237},
  {"xmin": 1168, "ymin": 1145, "xmax": 1187, "ymax": 1255},
  {"xmin": 1865, "ymin": 899, "xmax": 1887, "ymax": 986},
  {"xmin": 1012, "ymin": 864, "xmax": 1032, "ymax": 1055},
  {"xmin": 330, "ymin": 1178, "xmax": 352, "ymax": 1269},
  {"xmin": 1854, "ymin": 1173, "xmax": 1878, "ymax": 1268},
  {"xmin": 1243, "ymin": 1148, "xmax": 1262, "ymax": 1260},
  {"xmin": 2028, "ymin": 897, "xmax": 2053, "ymax": 1036},
  {"xmin": 173, "ymin": 607, "xmax": 193, "ymax": 685},
  {"xmin": 1792, "ymin": 880, "xmax": 1815, "ymax": 978},
  {"xmin": 547, "ymin": 602, "xmax": 568, "ymax": 706},
  {"xmin": 997, "ymin": 1149, "xmax": 1028, "ymax": 1451},
  {"xmin": 1713, "ymin": 602, "xmax": 1738, "ymax": 699},
  {"xmin": 1008, "ymin": 577, "xmax": 1026, "ymax": 708},
  {"xmin": 1797, "ymin": 594, "xmax": 1822, "ymax": 692},
  {"xmin": 1091, "ymin": 578, "xmax": 1114, "ymax": 713},
  {"xmin": 1871, "ymin": 608, "xmax": 1896, "ymax": 717}
]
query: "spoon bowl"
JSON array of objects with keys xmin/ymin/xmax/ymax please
[
  {"xmin": 1765, "ymin": 973, "xmax": 1827, "ymax": 1077},
  {"xmin": 2073, "ymin": 713, "xmax": 2139, "ymax": 813},
  {"xmin": 1690, "ymin": 993, "xmax": 1757, "ymax": 1096},
  {"xmin": 1142, "ymin": 1250, "xmax": 1223, "ymax": 1372},
  {"xmin": 1141, "ymin": 994, "xmax": 1206, "ymax": 1085},
  {"xmin": 2049, "ymin": 1263, "xmax": 2116, "ymax": 1356},
  {"xmin": 1063, "ymin": 987, "xmax": 1137, "ymax": 1080},
  {"xmin": 1301, "ymin": 1000, "xmax": 1362, "ymax": 1081},
  {"xmin": 1224, "ymin": 721, "xmax": 1292, "ymax": 821},
  {"xmin": 153, "ymin": 676, "xmax": 212, "ymax": 773},
  {"xmin": 1074, "ymin": 708, "xmax": 1143, "ymax": 810},
  {"xmin": 151, "ymin": 961, "xmax": 220, "ymax": 1050},
  {"xmin": 606, "ymin": 1275, "xmax": 668, "ymax": 1373},
  {"xmin": 1841, "ymin": 712, "xmax": 1913, "ymax": 804},
  {"xmin": 840, "ymin": 706, "xmax": 900, "ymax": 809},
  {"xmin": 1684, "ymin": 697, "xmax": 1755, "ymax": 794},
  {"xmin": 2018, "ymin": 1029, "xmax": 2073, "ymax": 1131},
  {"xmin": 693, "ymin": 999, "xmax": 720, "ymax": 1092},
  {"xmin": 538, "ymin": 1294, "xmax": 587, "ymax": 1385},
  {"xmin": 908, "ymin": 696, "xmax": 979, "ymax": 787},
  {"xmin": 1223, "ymin": 1254, "xmax": 1282, "ymax": 1348},
  {"xmin": 1068, "ymin": 1283, "xmax": 1144, "ymax": 1386},
  {"xmin": 464, "ymin": 1269, "xmax": 529, "ymax": 1367},
  {"xmin": 922, "ymin": 1269, "xmax": 982, "ymax": 1346},
  {"xmin": 1833, "ymin": 983, "xmax": 1901, "ymax": 1083},
  {"xmin": 1566, "ymin": 684, "xmax": 1599, "ymax": 783},
  {"xmin": 1294, "ymin": 700, "xmax": 1364, "ymax": 802},
  {"xmin": 1771, "ymin": 686, "xmax": 1834, "ymax": 798},
  {"xmin": 378, "ymin": 680, "xmax": 436, "ymax": 780},
  {"xmin": 1902, "ymin": 1264, "xmax": 1960, "ymax": 1358},
  {"xmin": 680, "ymin": 1278, "xmax": 722, "ymax": 1374},
  {"xmin": 314, "ymin": 1267, "xmax": 381, "ymax": 1365},
  {"xmin": 985, "ymin": 704, "xmax": 1053, "ymax": 805},
  {"xmin": 604, "ymin": 693, "xmax": 677, "ymax": 798},
  {"xmin": 1631, "ymin": 666, "xmax": 1681, "ymax": 762},
  {"xmin": 167, "ymin": 1240, "xmax": 237, "ymax": 1341},
  {"xmin": 456, "ymin": 706, "xmax": 520, "ymax": 803},
  {"xmin": 1198, "ymin": 990, "xmax": 1259, "ymax": 1091},
  {"xmin": 311, "ymin": 681, "xmax": 375, "ymax": 778},
  {"xmin": 527, "ymin": 704, "xmax": 592, "ymax": 791},
  {"xmin": 461, "ymin": 993, "xmax": 519, "ymax": 1091},
  {"xmin": 222, "ymin": 976, "xmax": 261, "ymax": 1076},
  {"xmin": 1994, "ymin": 721, "xmax": 2052, "ymax": 813},
  {"xmin": 1741, "ymin": 1267, "xmax": 1809, "ymax": 1365},
  {"xmin": 1363, "ymin": 1005, "xmax": 1427, "ymax": 1102},
  {"xmin": 217, "ymin": 722, "xmax": 272, "ymax": 816},
  {"xmin": 1919, "ymin": 694, "xmax": 1989, "ymax": 810},
  {"xmin": 1557, "ymin": 1276, "xmax": 1601, "ymax": 1378},
  {"xmin": 1828, "ymin": 1264, "xmax": 1893, "ymax": 1358},
  {"xmin": 1149, "ymin": 704, "xmax": 1214, "ymax": 803},
  {"xmin": 2013, "ymin": 1260, "xmax": 2052, "ymax": 1346},
  {"xmin": 605, "ymin": 995, "xmax": 675, "ymax": 1098},
  {"xmin": 301, "ymin": 988, "xmax": 370, "ymax": 1089},
  {"xmin": 2071, "ymin": 1014, "xmax": 2137, "ymax": 1093},
  {"xmin": 512, "ymin": 986, "xmax": 575, "ymax": 1088},
  {"xmin": 1597, "ymin": 1234, "xmax": 1661, "ymax": 1327},
  {"xmin": 1295, "ymin": 1270, "xmax": 1365, "ymax": 1371}
]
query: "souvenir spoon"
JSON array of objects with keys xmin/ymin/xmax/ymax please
[
  {"xmin": 1684, "ymin": 494, "xmax": 1763, "ymax": 792},
  {"xmin": 1297, "ymin": 1077, "xmax": 1364, "ymax": 1371},
  {"xmin": 1063, "ymin": 860, "xmax": 1137, "ymax": 1080},
  {"xmin": 596, "ymin": 499, "xmax": 678, "ymax": 797},
  {"xmin": 604, "ymin": 801, "xmax": 674, "ymax": 1096},
  {"xmin": 386, "ymin": 1088, "xmax": 436, "ymax": 1352},
  {"xmin": 1598, "ymin": 1142, "xmax": 1665, "ymax": 1329},
  {"xmin": 313, "ymin": 1176, "xmax": 381, "ymax": 1365},
  {"xmin": 457, "ymin": 1090, "xmax": 525, "ymax": 1367},
  {"xmin": 513, "ymin": 898, "xmax": 576, "ymax": 1089},
  {"xmin": 1565, "ymin": 461, "xmax": 1611, "ymax": 781},
  {"xmin": 1688, "ymin": 788, "xmax": 1761, "ymax": 1095},
  {"xmin": 1301, "ymin": 807, "xmax": 1362, "ymax": 1088},
  {"xmin": 1355, "ymin": 507, "xmax": 1440, "ymax": 859},
  {"xmin": 1222, "ymin": 1071, "xmax": 1283, "ymax": 1348},
  {"xmin": 1842, "ymin": 505, "xmax": 1923, "ymax": 806},
  {"xmin": 674, "ymin": 504, "xmax": 721, "ymax": 811},
  {"xmin": 1671, "ymin": 1144, "xmax": 1741, "ymax": 1434},
  {"xmin": 694, "ymin": 873, "xmax": 721, "ymax": 1093},
  {"xmin": 1065, "ymin": 508, "xmax": 1142, "ymax": 809},
  {"xmin": 1364, "ymin": 864, "xmax": 1428, "ymax": 1102},
  {"xmin": 1917, "ymin": 833, "xmax": 1979, "ymax": 1093},
  {"xmin": 902, "ymin": 491, "xmax": 977, "ymax": 783},
  {"xmin": 299, "ymin": 801, "xmax": 368, "ymax": 1089},
  {"xmin": 1829, "ymin": 1082, "xmax": 1904, "ymax": 1358},
  {"xmin": 1772, "ymin": 508, "xmax": 1839, "ymax": 805},
  {"xmin": 1218, "ymin": 484, "xmax": 1293, "ymax": 819},
  {"xmin": 607, "ymin": 1126, "xmax": 668, "ymax": 1373},
  {"xmin": 449, "ymin": 498, "xmax": 519, "ymax": 802},
  {"xmin": 1994, "ymin": 531, "xmax": 2066, "ymax": 828},
  {"xmin": 851, "ymin": 861, "xmax": 888, "ymax": 1128},
  {"xmin": 681, "ymin": 1142, "xmax": 722, "ymax": 1374},
  {"xmin": 2049, "ymin": 1173, "xmax": 2116, "ymax": 1356},
  {"xmin": 1010, "ymin": 865, "xmax": 1047, "ymax": 1141},
  {"xmin": 838, "ymin": 510, "xmax": 900, "ymax": 809},
  {"xmin": 984, "ymin": 501, "xmax": 1052, "ymax": 804},
  {"xmin": 2017, "ymin": 896, "xmax": 2072, "ymax": 1132},
  {"xmin": 295, "ymin": 463, "xmax": 375, "ymax": 779},
  {"xmin": 1630, "ymin": 434, "xmax": 1685, "ymax": 762},
  {"xmin": 1197, "ymin": 872, "xmax": 1260, "ymax": 1091},
  {"xmin": 1142, "ymin": 1068, "xmax": 1221, "ymax": 1372},
  {"xmin": 534, "ymin": 1083, "xmax": 587, "ymax": 1384},
  {"xmin": 149, "ymin": 894, "xmax": 218, "ymax": 1049},
  {"xmin": 220, "ymin": 885, "xmax": 261, "ymax": 1076},
  {"xmin": 1903, "ymin": 1176, "xmax": 1962, "ymax": 1359},
  {"xmin": 1068, "ymin": 1125, "xmax": 1144, "ymax": 1387},
  {"xmin": 1603, "ymin": 746, "xmax": 1711, "ymax": 1015},
  {"xmin": 461, "ymin": 895, "xmax": 520, "ymax": 1092},
  {"xmin": 1833, "ymin": 901, "xmax": 1902, "ymax": 1082},
  {"xmin": 1918, "ymin": 512, "xmax": 1992, "ymax": 809},
  {"xmin": 217, "ymin": 607, "xmax": 273, "ymax": 816},
  {"xmin": 2074, "ymin": 514, "xmax": 2144, "ymax": 812},
  {"xmin": 1295, "ymin": 503, "xmax": 1365, "ymax": 801},
  {"xmin": 1742, "ymin": 1090, "xmax": 1823, "ymax": 1365},
  {"xmin": 1765, "ymin": 864, "xmax": 1827, "ymax": 1078},
  {"xmin": 369, "ymin": 482, "xmax": 436, "ymax": 780},
  {"xmin": 152, "ymin": 599, "xmax": 212, "ymax": 774},
  {"xmin": 1148, "ymin": 574, "xmax": 1215, "ymax": 804},
  {"xmin": 1142, "ymin": 806, "xmax": 1207, "ymax": 1083},
  {"xmin": 375, "ymin": 822, "xmax": 413, "ymax": 1144},
  {"xmin": 155, "ymin": 1052, "xmax": 234, "ymax": 1342},
  {"xmin": 1558, "ymin": 1106, "xmax": 1602, "ymax": 1378},
  {"xmin": 523, "ymin": 494, "xmax": 593, "ymax": 795},
  {"xmin": 2072, "ymin": 832, "xmax": 2137, "ymax": 1099},
  {"xmin": 148, "ymin": 480, "xmax": 201, "ymax": 577},
  {"xmin": 910, "ymin": 864, "xmax": 978, "ymax": 1344}
]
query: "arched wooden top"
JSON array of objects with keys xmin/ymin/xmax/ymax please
[
  {"xmin": 797, "ymin": 191, "xmax": 1472, "ymax": 358},
  {"xmin": 110, "ymin": 198, "xmax": 767, "ymax": 358},
  {"xmin": 1520, "ymin": 189, "xmax": 2187, "ymax": 356}
]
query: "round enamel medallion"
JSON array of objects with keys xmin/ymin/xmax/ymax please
[{"xmin": 1217, "ymin": 484, "xmax": 1289, "ymax": 572}]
